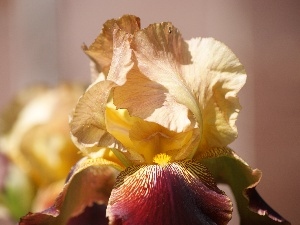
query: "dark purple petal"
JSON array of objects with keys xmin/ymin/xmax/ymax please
[
  {"xmin": 107, "ymin": 161, "xmax": 232, "ymax": 225},
  {"xmin": 67, "ymin": 203, "xmax": 108, "ymax": 225},
  {"xmin": 244, "ymin": 188, "xmax": 288, "ymax": 223}
]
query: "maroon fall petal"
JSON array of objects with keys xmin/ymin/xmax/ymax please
[
  {"xmin": 67, "ymin": 203, "xmax": 108, "ymax": 225},
  {"xmin": 107, "ymin": 161, "xmax": 232, "ymax": 225}
]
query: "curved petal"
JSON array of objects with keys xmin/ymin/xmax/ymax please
[
  {"xmin": 129, "ymin": 119, "xmax": 198, "ymax": 163},
  {"xmin": 106, "ymin": 103, "xmax": 199, "ymax": 164},
  {"xmin": 106, "ymin": 28, "xmax": 134, "ymax": 86},
  {"xmin": 184, "ymin": 38, "xmax": 246, "ymax": 149},
  {"xmin": 72, "ymin": 25, "xmax": 135, "ymax": 154},
  {"xmin": 19, "ymin": 157, "xmax": 120, "ymax": 225},
  {"xmin": 107, "ymin": 161, "xmax": 232, "ymax": 225},
  {"xmin": 83, "ymin": 15, "xmax": 140, "ymax": 77},
  {"xmin": 114, "ymin": 22, "xmax": 199, "ymax": 133},
  {"xmin": 113, "ymin": 70, "xmax": 192, "ymax": 133},
  {"xmin": 198, "ymin": 147, "xmax": 291, "ymax": 225},
  {"xmin": 70, "ymin": 80, "xmax": 116, "ymax": 151}
]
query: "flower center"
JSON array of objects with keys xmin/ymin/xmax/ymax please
[{"xmin": 153, "ymin": 153, "xmax": 171, "ymax": 166}]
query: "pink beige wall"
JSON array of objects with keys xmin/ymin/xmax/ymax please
[{"xmin": 1, "ymin": 1, "xmax": 299, "ymax": 224}]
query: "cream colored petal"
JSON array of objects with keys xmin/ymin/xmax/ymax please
[
  {"xmin": 89, "ymin": 61, "xmax": 105, "ymax": 83},
  {"xmin": 129, "ymin": 22, "xmax": 202, "ymax": 132},
  {"xmin": 183, "ymin": 38, "xmax": 246, "ymax": 149},
  {"xmin": 113, "ymin": 67, "xmax": 192, "ymax": 133},
  {"xmin": 107, "ymin": 28, "xmax": 134, "ymax": 85},
  {"xmin": 83, "ymin": 15, "xmax": 140, "ymax": 76},
  {"xmin": 70, "ymin": 80, "xmax": 116, "ymax": 149}
]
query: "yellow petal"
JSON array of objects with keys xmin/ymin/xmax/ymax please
[
  {"xmin": 105, "ymin": 103, "xmax": 146, "ymax": 164},
  {"xmin": 129, "ymin": 119, "xmax": 196, "ymax": 163},
  {"xmin": 105, "ymin": 104, "xmax": 135, "ymax": 150},
  {"xmin": 183, "ymin": 38, "xmax": 246, "ymax": 149},
  {"xmin": 106, "ymin": 102, "xmax": 197, "ymax": 164}
]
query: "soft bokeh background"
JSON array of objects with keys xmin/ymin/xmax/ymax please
[{"xmin": 0, "ymin": 0, "xmax": 299, "ymax": 224}]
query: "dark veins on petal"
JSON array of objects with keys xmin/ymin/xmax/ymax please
[{"xmin": 107, "ymin": 161, "xmax": 232, "ymax": 225}]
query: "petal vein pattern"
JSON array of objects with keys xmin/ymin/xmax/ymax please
[
  {"xmin": 70, "ymin": 80, "xmax": 116, "ymax": 148},
  {"xmin": 116, "ymin": 22, "xmax": 201, "ymax": 133},
  {"xmin": 107, "ymin": 161, "xmax": 232, "ymax": 225},
  {"xmin": 183, "ymin": 38, "xmax": 246, "ymax": 149}
]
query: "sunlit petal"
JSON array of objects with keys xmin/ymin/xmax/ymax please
[
  {"xmin": 83, "ymin": 15, "xmax": 140, "ymax": 77},
  {"xmin": 106, "ymin": 28, "xmax": 134, "ymax": 86},
  {"xmin": 129, "ymin": 119, "xmax": 198, "ymax": 163},
  {"xmin": 114, "ymin": 22, "xmax": 199, "ymax": 133},
  {"xmin": 107, "ymin": 161, "xmax": 232, "ymax": 225},
  {"xmin": 70, "ymin": 80, "xmax": 116, "ymax": 151},
  {"xmin": 183, "ymin": 38, "xmax": 246, "ymax": 149},
  {"xmin": 105, "ymin": 106, "xmax": 134, "ymax": 150}
]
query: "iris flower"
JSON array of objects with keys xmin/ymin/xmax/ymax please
[{"xmin": 20, "ymin": 15, "xmax": 290, "ymax": 225}]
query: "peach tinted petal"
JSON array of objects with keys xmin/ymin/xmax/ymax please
[
  {"xmin": 107, "ymin": 161, "xmax": 232, "ymax": 225},
  {"xmin": 184, "ymin": 38, "xmax": 246, "ymax": 149},
  {"xmin": 106, "ymin": 27, "xmax": 134, "ymax": 86},
  {"xmin": 113, "ymin": 69, "xmax": 192, "ymax": 133},
  {"xmin": 70, "ymin": 80, "xmax": 116, "ymax": 149},
  {"xmin": 20, "ymin": 157, "xmax": 119, "ymax": 225},
  {"xmin": 83, "ymin": 15, "xmax": 140, "ymax": 76},
  {"xmin": 115, "ymin": 22, "xmax": 200, "ymax": 132}
]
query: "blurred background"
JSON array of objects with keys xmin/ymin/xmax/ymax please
[{"xmin": 0, "ymin": 0, "xmax": 299, "ymax": 224}]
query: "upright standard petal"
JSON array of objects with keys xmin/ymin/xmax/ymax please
[
  {"xmin": 184, "ymin": 38, "xmax": 246, "ymax": 149},
  {"xmin": 72, "ymin": 24, "xmax": 134, "ymax": 154},
  {"xmin": 107, "ymin": 161, "xmax": 232, "ymax": 225},
  {"xmin": 114, "ymin": 22, "xmax": 198, "ymax": 133},
  {"xmin": 83, "ymin": 15, "xmax": 140, "ymax": 77}
]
